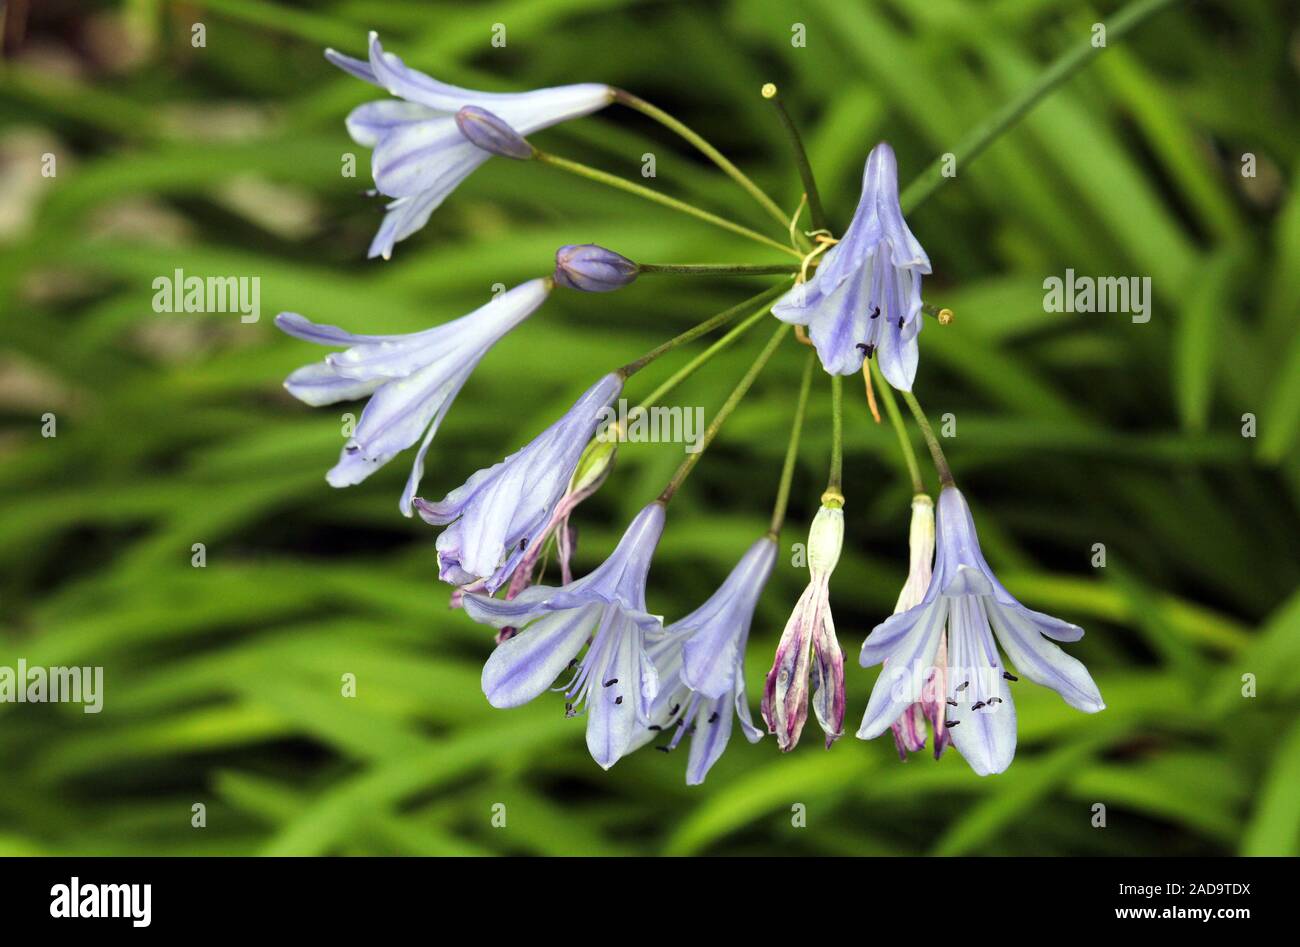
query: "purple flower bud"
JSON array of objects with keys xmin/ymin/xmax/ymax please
[
  {"xmin": 554, "ymin": 244, "xmax": 639, "ymax": 293},
  {"xmin": 454, "ymin": 106, "xmax": 534, "ymax": 160}
]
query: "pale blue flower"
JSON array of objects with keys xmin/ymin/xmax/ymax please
[
  {"xmin": 414, "ymin": 373, "xmax": 623, "ymax": 593},
  {"xmin": 327, "ymin": 33, "xmax": 613, "ymax": 258},
  {"xmin": 858, "ymin": 487, "xmax": 1104, "ymax": 775},
  {"xmin": 276, "ymin": 279, "xmax": 550, "ymax": 515},
  {"xmin": 464, "ymin": 502, "xmax": 666, "ymax": 770},
  {"xmin": 631, "ymin": 536, "xmax": 774, "ymax": 784},
  {"xmin": 772, "ymin": 142, "xmax": 931, "ymax": 391}
]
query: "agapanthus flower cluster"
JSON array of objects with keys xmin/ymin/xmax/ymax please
[{"xmin": 272, "ymin": 35, "xmax": 1105, "ymax": 783}]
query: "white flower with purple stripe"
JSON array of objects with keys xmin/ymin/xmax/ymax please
[
  {"xmin": 327, "ymin": 32, "xmax": 613, "ymax": 259},
  {"xmin": 464, "ymin": 502, "xmax": 666, "ymax": 770},
  {"xmin": 631, "ymin": 536, "xmax": 775, "ymax": 784},
  {"xmin": 413, "ymin": 373, "xmax": 623, "ymax": 594},
  {"xmin": 858, "ymin": 487, "xmax": 1105, "ymax": 776},
  {"xmin": 772, "ymin": 142, "xmax": 931, "ymax": 391},
  {"xmin": 276, "ymin": 278, "xmax": 550, "ymax": 515}
]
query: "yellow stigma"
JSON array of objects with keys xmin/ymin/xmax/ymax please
[
  {"xmin": 761, "ymin": 83, "xmax": 778, "ymax": 99},
  {"xmin": 938, "ymin": 308, "xmax": 954, "ymax": 325}
]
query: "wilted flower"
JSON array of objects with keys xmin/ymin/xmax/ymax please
[
  {"xmin": 772, "ymin": 142, "xmax": 931, "ymax": 391},
  {"xmin": 878, "ymin": 495, "xmax": 951, "ymax": 760},
  {"xmin": 554, "ymin": 244, "xmax": 639, "ymax": 293},
  {"xmin": 413, "ymin": 373, "xmax": 623, "ymax": 593},
  {"xmin": 858, "ymin": 486, "xmax": 1104, "ymax": 775},
  {"xmin": 326, "ymin": 32, "xmax": 613, "ymax": 258},
  {"xmin": 464, "ymin": 502, "xmax": 666, "ymax": 769},
  {"xmin": 631, "ymin": 537, "xmax": 775, "ymax": 784},
  {"xmin": 763, "ymin": 502, "xmax": 847, "ymax": 750},
  {"xmin": 276, "ymin": 278, "xmax": 550, "ymax": 515}
]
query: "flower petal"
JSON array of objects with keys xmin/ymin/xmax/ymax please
[
  {"xmin": 989, "ymin": 602, "xmax": 1104, "ymax": 712},
  {"xmin": 857, "ymin": 598, "xmax": 948, "ymax": 739},
  {"xmin": 481, "ymin": 604, "xmax": 600, "ymax": 708},
  {"xmin": 944, "ymin": 596, "xmax": 1017, "ymax": 776}
]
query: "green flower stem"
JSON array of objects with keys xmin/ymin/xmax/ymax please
[
  {"xmin": 638, "ymin": 263, "xmax": 799, "ymax": 277},
  {"xmin": 901, "ymin": 389, "xmax": 955, "ymax": 488},
  {"xmin": 899, "ymin": 0, "xmax": 1185, "ymax": 214},
  {"xmin": 762, "ymin": 83, "xmax": 827, "ymax": 236},
  {"xmin": 617, "ymin": 281, "xmax": 789, "ymax": 379},
  {"xmin": 534, "ymin": 150, "xmax": 803, "ymax": 259},
  {"xmin": 659, "ymin": 323, "xmax": 791, "ymax": 504},
  {"xmin": 769, "ymin": 349, "xmax": 816, "ymax": 536},
  {"xmin": 870, "ymin": 360, "xmax": 925, "ymax": 494},
  {"xmin": 612, "ymin": 87, "xmax": 792, "ymax": 234},
  {"xmin": 636, "ymin": 305, "xmax": 773, "ymax": 411},
  {"xmin": 826, "ymin": 373, "xmax": 844, "ymax": 500}
]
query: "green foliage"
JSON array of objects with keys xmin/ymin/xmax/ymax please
[{"xmin": 0, "ymin": 0, "xmax": 1295, "ymax": 856}]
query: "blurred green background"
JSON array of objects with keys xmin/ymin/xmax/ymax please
[{"xmin": 1, "ymin": 0, "xmax": 1298, "ymax": 856}]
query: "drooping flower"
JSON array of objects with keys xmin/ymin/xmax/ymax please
[
  {"xmin": 772, "ymin": 142, "xmax": 931, "ymax": 391},
  {"xmin": 276, "ymin": 278, "xmax": 550, "ymax": 515},
  {"xmin": 463, "ymin": 502, "xmax": 666, "ymax": 769},
  {"xmin": 326, "ymin": 33, "xmax": 613, "ymax": 258},
  {"xmin": 879, "ymin": 494, "xmax": 951, "ymax": 760},
  {"xmin": 554, "ymin": 244, "xmax": 639, "ymax": 293},
  {"xmin": 857, "ymin": 486, "xmax": 1104, "ymax": 776},
  {"xmin": 413, "ymin": 373, "xmax": 623, "ymax": 593},
  {"xmin": 631, "ymin": 536, "xmax": 775, "ymax": 784},
  {"xmin": 762, "ymin": 503, "xmax": 847, "ymax": 750}
]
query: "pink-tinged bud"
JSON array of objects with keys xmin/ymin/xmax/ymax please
[
  {"xmin": 554, "ymin": 244, "xmax": 639, "ymax": 293},
  {"xmin": 454, "ymin": 106, "xmax": 534, "ymax": 159},
  {"xmin": 762, "ymin": 503, "xmax": 847, "ymax": 750}
]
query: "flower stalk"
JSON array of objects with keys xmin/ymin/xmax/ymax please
[
  {"xmin": 761, "ymin": 83, "xmax": 827, "ymax": 236},
  {"xmin": 659, "ymin": 323, "xmax": 791, "ymax": 504},
  {"xmin": 612, "ymin": 87, "xmax": 792, "ymax": 233},
  {"xmin": 769, "ymin": 350, "xmax": 816, "ymax": 536},
  {"xmin": 534, "ymin": 150, "xmax": 802, "ymax": 259}
]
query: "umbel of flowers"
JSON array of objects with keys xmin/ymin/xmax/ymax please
[{"xmin": 273, "ymin": 35, "xmax": 1105, "ymax": 781}]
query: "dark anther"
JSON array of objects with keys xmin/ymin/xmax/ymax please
[
  {"xmin": 870, "ymin": 306, "xmax": 881, "ymax": 320},
  {"xmin": 864, "ymin": 343, "xmax": 876, "ymax": 359},
  {"xmin": 946, "ymin": 699, "xmax": 958, "ymax": 707},
  {"xmin": 648, "ymin": 724, "xmax": 662, "ymax": 731},
  {"xmin": 898, "ymin": 316, "xmax": 905, "ymax": 329},
  {"xmin": 987, "ymin": 697, "xmax": 1003, "ymax": 705},
  {"xmin": 971, "ymin": 701, "xmax": 986, "ymax": 711},
  {"xmin": 956, "ymin": 681, "xmax": 969, "ymax": 692},
  {"xmin": 519, "ymin": 537, "xmax": 528, "ymax": 550},
  {"xmin": 944, "ymin": 719, "xmax": 960, "ymax": 728},
  {"xmin": 669, "ymin": 703, "xmax": 681, "ymax": 716},
  {"xmin": 708, "ymin": 712, "xmax": 720, "ymax": 724},
  {"xmin": 603, "ymin": 678, "xmax": 618, "ymax": 687},
  {"xmin": 655, "ymin": 746, "xmax": 671, "ymax": 753},
  {"xmin": 614, "ymin": 695, "xmax": 623, "ymax": 705},
  {"xmin": 1002, "ymin": 672, "xmax": 1019, "ymax": 682}
]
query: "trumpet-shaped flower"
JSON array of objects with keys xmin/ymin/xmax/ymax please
[
  {"xmin": 464, "ymin": 502, "xmax": 666, "ymax": 769},
  {"xmin": 276, "ymin": 278, "xmax": 550, "ymax": 515},
  {"xmin": 763, "ymin": 504, "xmax": 847, "ymax": 750},
  {"xmin": 327, "ymin": 33, "xmax": 613, "ymax": 258},
  {"xmin": 413, "ymin": 373, "xmax": 623, "ymax": 593},
  {"xmin": 881, "ymin": 495, "xmax": 951, "ymax": 760},
  {"xmin": 858, "ymin": 487, "xmax": 1104, "ymax": 775},
  {"xmin": 631, "ymin": 537, "xmax": 774, "ymax": 784},
  {"xmin": 772, "ymin": 142, "xmax": 931, "ymax": 391}
]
